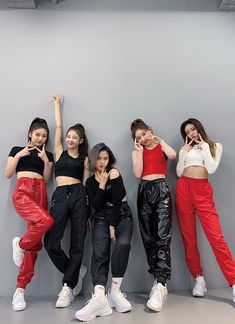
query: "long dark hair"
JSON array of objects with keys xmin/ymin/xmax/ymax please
[
  {"xmin": 88, "ymin": 143, "xmax": 116, "ymax": 173},
  {"xmin": 28, "ymin": 117, "xmax": 49, "ymax": 145},
  {"xmin": 66, "ymin": 123, "xmax": 88, "ymax": 156},
  {"xmin": 180, "ymin": 118, "xmax": 216, "ymax": 158}
]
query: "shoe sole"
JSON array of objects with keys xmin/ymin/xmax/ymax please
[
  {"xmin": 13, "ymin": 305, "xmax": 26, "ymax": 311},
  {"xmin": 146, "ymin": 300, "xmax": 162, "ymax": 312},
  {"xmin": 108, "ymin": 300, "xmax": 132, "ymax": 313},
  {"xmin": 192, "ymin": 289, "xmax": 207, "ymax": 298},
  {"xmin": 75, "ymin": 307, "xmax": 112, "ymax": 322},
  {"xmin": 12, "ymin": 237, "xmax": 23, "ymax": 267}
]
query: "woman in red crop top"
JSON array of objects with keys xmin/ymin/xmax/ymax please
[
  {"xmin": 175, "ymin": 118, "xmax": 235, "ymax": 302},
  {"xmin": 44, "ymin": 94, "xmax": 88, "ymax": 308},
  {"xmin": 131, "ymin": 118, "xmax": 176, "ymax": 312},
  {"xmin": 5, "ymin": 118, "xmax": 54, "ymax": 311}
]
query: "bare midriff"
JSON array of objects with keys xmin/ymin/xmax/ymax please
[
  {"xmin": 183, "ymin": 166, "xmax": 208, "ymax": 179},
  {"xmin": 17, "ymin": 171, "xmax": 43, "ymax": 180},
  {"xmin": 142, "ymin": 174, "xmax": 166, "ymax": 181},
  {"xmin": 56, "ymin": 176, "xmax": 81, "ymax": 186}
]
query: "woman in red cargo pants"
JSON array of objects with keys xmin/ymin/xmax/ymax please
[
  {"xmin": 175, "ymin": 118, "xmax": 235, "ymax": 302},
  {"xmin": 5, "ymin": 118, "xmax": 54, "ymax": 311}
]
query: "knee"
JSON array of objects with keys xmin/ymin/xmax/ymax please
[
  {"xmin": 115, "ymin": 241, "xmax": 131, "ymax": 253},
  {"xmin": 43, "ymin": 214, "xmax": 54, "ymax": 231}
]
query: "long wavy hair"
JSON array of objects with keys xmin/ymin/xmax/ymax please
[{"xmin": 180, "ymin": 118, "xmax": 216, "ymax": 158}]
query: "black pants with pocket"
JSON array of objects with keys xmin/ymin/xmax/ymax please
[
  {"xmin": 91, "ymin": 202, "xmax": 133, "ymax": 287},
  {"xmin": 44, "ymin": 183, "xmax": 88, "ymax": 289}
]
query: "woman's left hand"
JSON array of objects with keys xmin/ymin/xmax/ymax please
[
  {"xmin": 194, "ymin": 134, "xmax": 205, "ymax": 148},
  {"xmin": 36, "ymin": 145, "xmax": 49, "ymax": 163},
  {"xmin": 109, "ymin": 226, "xmax": 116, "ymax": 243}
]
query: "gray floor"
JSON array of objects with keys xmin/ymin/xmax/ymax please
[{"xmin": 1, "ymin": 289, "xmax": 234, "ymax": 324}]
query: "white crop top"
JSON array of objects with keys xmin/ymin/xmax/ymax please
[{"xmin": 176, "ymin": 142, "xmax": 223, "ymax": 177}]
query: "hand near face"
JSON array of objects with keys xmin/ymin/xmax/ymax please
[
  {"xmin": 182, "ymin": 137, "xmax": 193, "ymax": 152},
  {"xmin": 194, "ymin": 133, "xmax": 205, "ymax": 148},
  {"xmin": 16, "ymin": 142, "xmax": 34, "ymax": 158},
  {"xmin": 35, "ymin": 144, "xmax": 49, "ymax": 163},
  {"xmin": 134, "ymin": 138, "xmax": 143, "ymax": 152},
  {"xmin": 53, "ymin": 93, "xmax": 63, "ymax": 104},
  {"xmin": 98, "ymin": 168, "xmax": 109, "ymax": 186}
]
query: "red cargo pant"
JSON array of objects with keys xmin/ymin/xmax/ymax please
[
  {"xmin": 13, "ymin": 177, "xmax": 54, "ymax": 289},
  {"xmin": 175, "ymin": 176, "xmax": 235, "ymax": 286}
]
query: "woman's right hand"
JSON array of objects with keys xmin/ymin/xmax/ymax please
[
  {"xmin": 99, "ymin": 168, "xmax": 109, "ymax": 188},
  {"xmin": 16, "ymin": 142, "xmax": 33, "ymax": 159},
  {"xmin": 181, "ymin": 137, "xmax": 193, "ymax": 152},
  {"xmin": 134, "ymin": 138, "xmax": 143, "ymax": 152},
  {"xmin": 53, "ymin": 93, "xmax": 63, "ymax": 104}
]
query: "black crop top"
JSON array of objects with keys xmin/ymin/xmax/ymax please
[
  {"xmin": 8, "ymin": 146, "xmax": 54, "ymax": 176},
  {"xmin": 86, "ymin": 170, "xmax": 126, "ymax": 226},
  {"xmin": 55, "ymin": 151, "xmax": 85, "ymax": 181}
]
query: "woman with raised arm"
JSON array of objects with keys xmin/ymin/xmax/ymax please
[
  {"xmin": 175, "ymin": 117, "xmax": 235, "ymax": 302},
  {"xmin": 130, "ymin": 118, "xmax": 176, "ymax": 312},
  {"xmin": 75, "ymin": 143, "xmax": 133, "ymax": 322},
  {"xmin": 5, "ymin": 118, "xmax": 54, "ymax": 311},
  {"xmin": 44, "ymin": 94, "xmax": 88, "ymax": 308}
]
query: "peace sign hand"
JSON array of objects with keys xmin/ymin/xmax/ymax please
[
  {"xmin": 53, "ymin": 92, "xmax": 63, "ymax": 104},
  {"xmin": 134, "ymin": 138, "xmax": 143, "ymax": 152},
  {"xmin": 16, "ymin": 142, "xmax": 34, "ymax": 158},
  {"xmin": 182, "ymin": 137, "xmax": 193, "ymax": 152},
  {"xmin": 36, "ymin": 145, "xmax": 49, "ymax": 163},
  {"xmin": 194, "ymin": 133, "xmax": 205, "ymax": 148}
]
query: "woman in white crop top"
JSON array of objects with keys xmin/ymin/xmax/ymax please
[{"xmin": 175, "ymin": 118, "xmax": 235, "ymax": 302}]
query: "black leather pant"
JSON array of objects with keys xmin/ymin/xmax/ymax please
[
  {"xmin": 137, "ymin": 179, "xmax": 172, "ymax": 283},
  {"xmin": 91, "ymin": 202, "xmax": 133, "ymax": 287}
]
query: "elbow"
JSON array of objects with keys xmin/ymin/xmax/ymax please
[
  {"xmin": 169, "ymin": 151, "xmax": 177, "ymax": 160},
  {"xmin": 5, "ymin": 170, "xmax": 13, "ymax": 179},
  {"xmin": 134, "ymin": 171, "xmax": 142, "ymax": 179}
]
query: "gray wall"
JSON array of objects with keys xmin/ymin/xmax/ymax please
[{"xmin": 1, "ymin": 2, "xmax": 235, "ymax": 296}]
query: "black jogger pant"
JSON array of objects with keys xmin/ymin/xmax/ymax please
[
  {"xmin": 91, "ymin": 202, "xmax": 133, "ymax": 287},
  {"xmin": 44, "ymin": 183, "xmax": 88, "ymax": 289}
]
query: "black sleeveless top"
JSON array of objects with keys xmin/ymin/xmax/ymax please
[
  {"xmin": 8, "ymin": 146, "xmax": 54, "ymax": 176},
  {"xmin": 55, "ymin": 151, "xmax": 85, "ymax": 181}
]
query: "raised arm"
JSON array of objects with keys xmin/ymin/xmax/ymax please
[{"xmin": 53, "ymin": 93, "xmax": 63, "ymax": 160}]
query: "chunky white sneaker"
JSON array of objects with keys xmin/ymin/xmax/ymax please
[
  {"xmin": 75, "ymin": 294, "xmax": 112, "ymax": 322},
  {"xmin": 232, "ymin": 285, "xmax": 235, "ymax": 303},
  {"xmin": 56, "ymin": 284, "xmax": 74, "ymax": 308},
  {"xmin": 73, "ymin": 265, "xmax": 87, "ymax": 296},
  {"xmin": 12, "ymin": 237, "xmax": 25, "ymax": 267},
  {"xmin": 108, "ymin": 289, "xmax": 132, "ymax": 313},
  {"xmin": 12, "ymin": 289, "xmax": 26, "ymax": 311},
  {"xmin": 192, "ymin": 276, "xmax": 207, "ymax": 297},
  {"xmin": 147, "ymin": 283, "xmax": 168, "ymax": 312}
]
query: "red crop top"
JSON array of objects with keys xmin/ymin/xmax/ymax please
[{"xmin": 141, "ymin": 144, "xmax": 167, "ymax": 177}]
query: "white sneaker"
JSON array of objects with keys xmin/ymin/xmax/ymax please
[
  {"xmin": 55, "ymin": 284, "xmax": 74, "ymax": 308},
  {"xmin": 75, "ymin": 294, "xmax": 112, "ymax": 322},
  {"xmin": 12, "ymin": 237, "xmax": 25, "ymax": 267},
  {"xmin": 192, "ymin": 276, "xmax": 207, "ymax": 297},
  {"xmin": 12, "ymin": 289, "xmax": 26, "ymax": 311},
  {"xmin": 108, "ymin": 290, "xmax": 132, "ymax": 313},
  {"xmin": 147, "ymin": 283, "xmax": 168, "ymax": 312},
  {"xmin": 73, "ymin": 265, "xmax": 87, "ymax": 296},
  {"xmin": 232, "ymin": 285, "xmax": 235, "ymax": 303}
]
